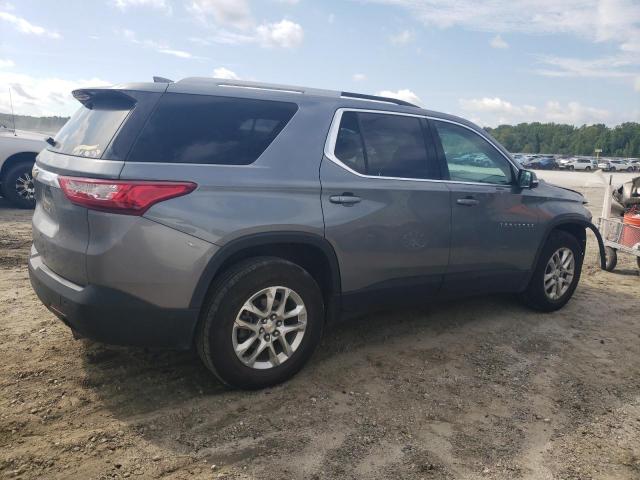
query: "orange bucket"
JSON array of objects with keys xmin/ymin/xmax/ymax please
[{"xmin": 621, "ymin": 212, "xmax": 640, "ymax": 248}]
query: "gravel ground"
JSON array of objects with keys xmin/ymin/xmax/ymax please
[{"xmin": 0, "ymin": 186, "xmax": 639, "ymax": 480}]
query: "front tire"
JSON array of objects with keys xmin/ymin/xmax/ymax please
[
  {"xmin": 196, "ymin": 257, "xmax": 324, "ymax": 389},
  {"xmin": 2, "ymin": 161, "xmax": 36, "ymax": 208},
  {"xmin": 519, "ymin": 231, "xmax": 583, "ymax": 312}
]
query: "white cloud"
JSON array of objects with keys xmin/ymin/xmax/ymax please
[
  {"xmin": 459, "ymin": 96, "xmax": 615, "ymax": 126},
  {"xmin": 0, "ymin": 71, "xmax": 111, "ymax": 116},
  {"xmin": 157, "ymin": 48, "xmax": 193, "ymax": 58},
  {"xmin": 365, "ymin": 0, "xmax": 640, "ymax": 50},
  {"xmin": 194, "ymin": 19, "xmax": 304, "ymax": 48},
  {"xmin": 189, "ymin": 0, "xmax": 253, "ymax": 29},
  {"xmin": 389, "ymin": 29, "xmax": 412, "ymax": 45},
  {"xmin": 352, "ymin": 73, "xmax": 366, "ymax": 81},
  {"xmin": 256, "ymin": 19, "xmax": 304, "ymax": 48},
  {"xmin": 119, "ymin": 29, "xmax": 197, "ymax": 59},
  {"xmin": 635, "ymin": 77, "xmax": 640, "ymax": 91},
  {"xmin": 0, "ymin": 10, "xmax": 61, "ymax": 38},
  {"xmin": 544, "ymin": 101, "xmax": 610, "ymax": 125},
  {"xmin": 0, "ymin": 59, "xmax": 15, "ymax": 68},
  {"xmin": 490, "ymin": 34, "xmax": 508, "ymax": 49},
  {"xmin": 212, "ymin": 67, "xmax": 240, "ymax": 79},
  {"xmin": 377, "ymin": 89, "xmax": 422, "ymax": 106},
  {"xmin": 534, "ymin": 53, "xmax": 638, "ymax": 78},
  {"xmin": 112, "ymin": 0, "xmax": 171, "ymax": 13}
]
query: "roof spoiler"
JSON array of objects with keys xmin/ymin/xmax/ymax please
[{"xmin": 71, "ymin": 88, "xmax": 137, "ymax": 109}]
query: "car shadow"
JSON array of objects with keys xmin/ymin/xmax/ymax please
[{"xmin": 76, "ymin": 282, "xmax": 640, "ymax": 474}]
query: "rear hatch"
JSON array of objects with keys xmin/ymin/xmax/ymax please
[{"xmin": 32, "ymin": 87, "xmax": 162, "ymax": 285}]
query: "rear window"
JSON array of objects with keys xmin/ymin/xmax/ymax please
[
  {"xmin": 50, "ymin": 98, "xmax": 132, "ymax": 158},
  {"xmin": 127, "ymin": 94, "xmax": 298, "ymax": 165}
]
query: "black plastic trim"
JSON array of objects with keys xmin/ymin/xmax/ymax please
[
  {"xmin": 189, "ymin": 231, "xmax": 342, "ymax": 311},
  {"xmin": 525, "ymin": 216, "xmax": 606, "ymax": 285},
  {"xmin": 29, "ymin": 259, "xmax": 198, "ymax": 349}
]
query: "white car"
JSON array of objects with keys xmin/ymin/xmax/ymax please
[
  {"xmin": 607, "ymin": 159, "xmax": 635, "ymax": 172},
  {"xmin": 561, "ymin": 157, "xmax": 595, "ymax": 171},
  {"xmin": 0, "ymin": 126, "xmax": 47, "ymax": 208}
]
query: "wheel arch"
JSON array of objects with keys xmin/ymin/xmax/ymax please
[
  {"xmin": 190, "ymin": 232, "xmax": 342, "ymax": 321},
  {"xmin": 529, "ymin": 216, "xmax": 606, "ymax": 278},
  {"xmin": 0, "ymin": 151, "xmax": 37, "ymax": 180}
]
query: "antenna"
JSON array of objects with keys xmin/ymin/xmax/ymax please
[{"xmin": 8, "ymin": 87, "xmax": 17, "ymax": 136}]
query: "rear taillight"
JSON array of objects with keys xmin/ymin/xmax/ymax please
[{"xmin": 58, "ymin": 177, "xmax": 197, "ymax": 215}]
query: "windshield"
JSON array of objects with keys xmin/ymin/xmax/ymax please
[{"xmin": 49, "ymin": 99, "xmax": 132, "ymax": 158}]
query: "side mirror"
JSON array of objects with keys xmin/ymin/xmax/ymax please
[{"xmin": 518, "ymin": 170, "xmax": 539, "ymax": 189}]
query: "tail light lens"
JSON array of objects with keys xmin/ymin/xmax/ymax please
[{"xmin": 58, "ymin": 176, "xmax": 197, "ymax": 215}]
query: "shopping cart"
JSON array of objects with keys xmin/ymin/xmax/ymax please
[
  {"xmin": 596, "ymin": 170, "xmax": 640, "ymax": 271},
  {"xmin": 598, "ymin": 216, "xmax": 640, "ymax": 271}
]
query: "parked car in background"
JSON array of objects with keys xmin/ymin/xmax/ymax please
[
  {"xmin": 29, "ymin": 77, "xmax": 604, "ymax": 388},
  {"xmin": 559, "ymin": 157, "xmax": 594, "ymax": 171},
  {"xmin": 597, "ymin": 159, "xmax": 612, "ymax": 170},
  {"xmin": 628, "ymin": 159, "xmax": 640, "ymax": 171},
  {"xmin": 0, "ymin": 126, "xmax": 47, "ymax": 208},
  {"xmin": 523, "ymin": 156, "xmax": 557, "ymax": 170},
  {"xmin": 599, "ymin": 159, "xmax": 634, "ymax": 171}
]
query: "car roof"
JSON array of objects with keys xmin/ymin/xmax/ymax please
[
  {"xmin": 105, "ymin": 76, "xmax": 478, "ymax": 128},
  {"xmin": 78, "ymin": 76, "xmax": 514, "ymax": 161}
]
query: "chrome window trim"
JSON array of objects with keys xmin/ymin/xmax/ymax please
[{"xmin": 323, "ymin": 107, "xmax": 519, "ymax": 187}]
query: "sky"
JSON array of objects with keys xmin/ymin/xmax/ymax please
[{"xmin": 0, "ymin": 0, "xmax": 638, "ymax": 127}]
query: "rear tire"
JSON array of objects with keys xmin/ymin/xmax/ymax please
[
  {"xmin": 603, "ymin": 247, "xmax": 617, "ymax": 272},
  {"xmin": 585, "ymin": 166, "xmax": 591, "ymax": 171},
  {"xmin": 519, "ymin": 230, "xmax": 583, "ymax": 312},
  {"xmin": 2, "ymin": 161, "xmax": 36, "ymax": 209},
  {"xmin": 196, "ymin": 257, "xmax": 324, "ymax": 389}
]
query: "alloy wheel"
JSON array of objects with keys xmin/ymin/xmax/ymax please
[
  {"xmin": 543, "ymin": 247, "xmax": 575, "ymax": 300},
  {"xmin": 232, "ymin": 286, "xmax": 307, "ymax": 369},
  {"xmin": 15, "ymin": 171, "xmax": 35, "ymax": 201}
]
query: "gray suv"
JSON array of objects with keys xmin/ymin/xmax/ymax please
[{"xmin": 29, "ymin": 78, "xmax": 605, "ymax": 389}]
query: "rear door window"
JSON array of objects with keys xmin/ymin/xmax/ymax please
[
  {"xmin": 333, "ymin": 111, "xmax": 437, "ymax": 179},
  {"xmin": 127, "ymin": 93, "xmax": 298, "ymax": 165},
  {"xmin": 50, "ymin": 98, "xmax": 132, "ymax": 158}
]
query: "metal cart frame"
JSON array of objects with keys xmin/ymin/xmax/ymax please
[{"xmin": 598, "ymin": 174, "xmax": 640, "ymax": 271}]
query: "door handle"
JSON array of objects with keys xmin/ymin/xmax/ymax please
[
  {"xmin": 330, "ymin": 194, "xmax": 361, "ymax": 205},
  {"xmin": 456, "ymin": 197, "xmax": 479, "ymax": 206}
]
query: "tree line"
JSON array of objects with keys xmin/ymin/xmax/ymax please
[
  {"xmin": 0, "ymin": 113, "xmax": 68, "ymax": 135},
  {"xmin": 485, "ymin": 122, "xmax": 640, "ymax": 158}
]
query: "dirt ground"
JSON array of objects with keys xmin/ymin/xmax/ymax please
[{"xmin": 1, "ymin": 187, "xmax": 639, "ymax": 480}]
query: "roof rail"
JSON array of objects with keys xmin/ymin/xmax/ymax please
[
  {"xmin": 153, "ymin": 76, "xmax": 174, "ymax": 83},
  {"xmin": 340, "ymin": 91, "xmax": 418, "ymax": 108}
]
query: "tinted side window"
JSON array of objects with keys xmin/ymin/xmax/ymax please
[
  {"xmin": 433, "ymin": 121, "xmax": 513, "ymax": 185},
  {"xmin": 128, "ymin": 94, "xmax": 297, "ymax": 164},
  {"xmin": 334, "ymin": 111, "xmax": 367, "ymax": 174},
  {"xmin": 333, "ymin": 111, "xmax": 436, "ymax": 179}
]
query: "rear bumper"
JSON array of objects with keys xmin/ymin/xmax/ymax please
[{"xmin": 29, "ymin": 250, "xmax": 199, "ymax": 349}]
